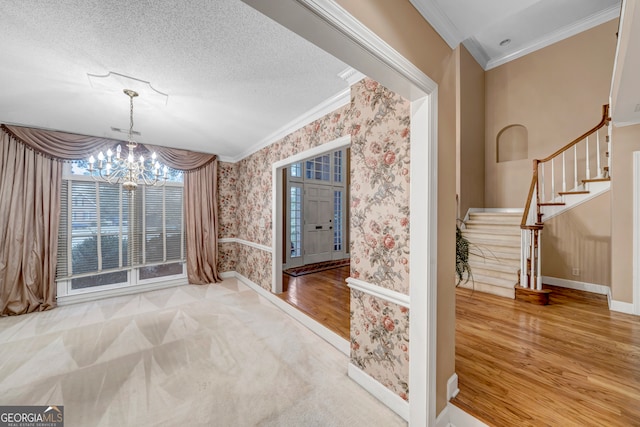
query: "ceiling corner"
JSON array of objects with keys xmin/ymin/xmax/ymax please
[
  {"xmin": 409, "ymin": 0, "xmax": 462, "ymax": 49},
  {"xmin": 462, "ymin": 37, "xmax": 490, "ymax": 70}
]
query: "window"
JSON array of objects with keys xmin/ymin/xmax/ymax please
[
  {"xmin": 290, "ymin": 185, "xmax": 302, "ymax": 257},
  {"xmin": 305, "ymin": 154, "xmax": 331, "ymax": 181},
  {"xmin": 334, "ymin": 190, "xmax": 343, "ymax": 251},
  {"xmin": 290, "ymin": 162, "xmax": 302, "ymax": 178},
  {"xmin": 57, "ymin": 162, "xmax": 185, "ymax": 291},
  {"xmin": 334, "ymin": 150, "xmax": 343, "ymax": 183}
]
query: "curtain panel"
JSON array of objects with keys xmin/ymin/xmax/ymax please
[
  {"xmin": 0, "ymin": 125, "xmax": 221, "ymax": 315},
  {"xmin": 0, "ymin": 131, "xmax": 62, "ymax": 315}
]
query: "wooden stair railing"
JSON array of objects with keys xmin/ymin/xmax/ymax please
[{"xmin": 519, "ymin": 105, "xmax": 611, "ymax": 302}]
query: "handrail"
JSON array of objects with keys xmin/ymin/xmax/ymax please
[
  {"xmin": 539, "ymin": 104, "xmax": 610, "ymax": 163},
  {"xmin": 520, "ymin": 104, "xmax": 610, "ymax": 230},
  {"xmin": 520, "ymin": 161, "xmax": 538, "ymax": 228}
]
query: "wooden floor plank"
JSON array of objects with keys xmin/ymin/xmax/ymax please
[
  {"xmin": 454, "ymin": 285, "xmax": 640, "ymax": 426},
  {"xmin": 278, "ymin": 266, "xmax": 350, "ymax": 340}
]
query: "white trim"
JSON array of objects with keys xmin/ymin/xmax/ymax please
[
  {"xmin": 448, "ymin": 403, "xmax": 490, "ymax": 427},
  {"xmin": 610, "ymin": 299, "xmax": 635, "ymax": 315},
  {"xmin": 485, "ymin": 7, "xmax": 620, "ymax": 70},
  {"xmin": 436, "ymin": 402, "xmax": 489, "ymax": 427},
  {"xmin": 233, "ymin": 271, "xmax": 350, "ymax": 355},
  {"xmin": 230, "ymin": 89, "xmax": 351, "ymax": 163},
  {"xmin": 447, "ymin": 373, "xmax": 460, "ymax": 400},
  {"xmin": 219, "ymin": 237, "xmax": 272, "ymax": 253},
  {"xmin": 542, "ymin": 276, "xmax": 611, "ymax": 296},
  {"xmin": 409, "ymin": 88, "xmax": 438, "ymax": 426},
  {"xmin": 634, "ymin": 152, "xmax": 640, "ymax": 315},
  {"xmin": 612, "ymin": 119, "xmax": 640, "ymax": 128},
  {"xmin": 346, "ymin": 277, "xmax": 410, "ymax": 308},
  {"xmin": 57, "ymin": 278, "xmax": 187, "ymax": 306},
  {"xmin": 462, "ymin": 37, "xmax": 490, "ymax": 70},
  {"xmin": 239, "ymin": 2, "xmax": 438, "ymax": 424},
  {"xmin": 294, "ymin": 0, "xmax": 438, "ymax": 97},
  {"xmin": 408, "ymin": 0, "xmax": 461, "ymax": 49},
  {"xmin": 219, "ymin": 271, "xmax": 236, "ymax": 279},
  {"xmin": 347, "ymin": 363, "xmax": 409, "ymax": 421},
  {"xmin": 337, "ymin": 67, "xmax": 366, "ymax": 86}
]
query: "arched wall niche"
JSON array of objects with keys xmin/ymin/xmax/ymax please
[{"xmin": 497, "ymin": 124, "xmax": 528, "ymax": 163}]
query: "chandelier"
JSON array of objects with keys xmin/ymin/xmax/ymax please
[{"xmin": 88, "ymin": 89, "xmax": 168, "ymax": 192}]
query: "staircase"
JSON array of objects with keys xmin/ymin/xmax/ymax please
[
  {"xmin": 459, "ymin": 211, "xmax": 521, "ymax": 298},
  {"xmin": 519, "ymin": 104, "xmax": 611, "ymax": 301}
]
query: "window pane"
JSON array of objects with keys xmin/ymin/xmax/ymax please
[
  {"xmin": 334, "ymin": 150, "xmax": 343, "ymax": 182},
  {"xmin": 71, "ymin": 271, "xmax": 128, "ymax": 290},
  {"xmin": 139, "ymin": 262, "xmax": 183, "ymax": 280},
  {"xmin": 290, "ymin": 162, "xmax": 302, "ymax": 178},
  {"xmin": 72, "ymin": 236, "xmax": 98, "ymax": 274},
  {"xmin": 145, "ymin": 187, "xmax": 164, "ymax": 263},
  {"xmin": 334, "ymin": 190, "xmax": 342, "ymax": 251},
  {"xmin": 165, "ymin": 186, "xmax": 183, "ymax": 261},
  {"xmin": 71, "ymin": 181, "xmax": 97, "ymax": 232},
  {"xmin": 290, "ymin": 186, "xmax": 302, "ymax": 258},
  {"xmin": 101, "ymin": 234, "xmax": 120, "ymax": 270}
]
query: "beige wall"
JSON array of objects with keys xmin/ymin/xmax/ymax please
[
  {"xmin": 457, "ymin": 45, "xmax": 485, "ymax": 218},
  {"xmin": 485, "ymin": 20, "xmax": 618, "ymax": 208},
  {"xmin": 542, "ymin": 192, "xmax": 611, "ymax": 286},
  {"xmin": 335, "ymin": 0, "xmax": 457, "ymax": 414},
  {"xmin": 611, "ymin": 124, "xmax": 640, "ymax": 303}
]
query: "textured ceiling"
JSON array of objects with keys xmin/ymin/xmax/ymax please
[
  {"xmin": 410, "ymin": 0, "xmax": 621, "ymax": 70},
  {"xmin": 0, "ymin": 0, "xmax": 350, "ymax": 159}
]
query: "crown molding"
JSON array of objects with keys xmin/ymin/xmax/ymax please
[
  {"xmin": 485, "ymin": 5, "xmax": 621, "ymax": 70},
  {"xmin": 409, "ymin": 0, "xmax": 461, "ymax": 49},
  {"xmin": 338, "ymin": 66, "xmax": 366, "ymax": 86},
  {"xmin": 462, "ymin": 37, "xmax": 490, "ymax": 69},
  {"xmin": 228, "ymin": 87, "xmax": 350, "ymax": 163}
]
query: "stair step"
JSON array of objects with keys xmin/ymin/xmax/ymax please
[
  {"xmin": 462, "ymin": 229, "xmax": 520, "ymax": 241},
  {"xmin": 558, "ymin": 190, "xmax": 590, "ymax": 196},
  {"xmin": 458, "ymin": 276, "xmax": 515, "ymax": 299},
  {"xmin": 469, "ymin": 260, "xmax": 519, "ymax": 281},
  {"xmin": 583, "ymin": 177, "xmax": 610, "ymax": 183},
  {"xmin": 468, "ymin": 212, "xmax": 521, "ymax": 223},
  {"xmin": 539, "ymin": 202, "xmax": 565, "ymax": 206},
  {"xmin": 469, "ymin": 250, "xmax": 519, "ymax": 265},
  {"xmin": 464, "ymin": 220, "xmax": 521, "ymax": 229},
  {"xmin": 465, "ymin": 236, "xmax": 520, "ymax": 250}
]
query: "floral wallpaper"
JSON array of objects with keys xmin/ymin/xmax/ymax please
[
  {"xmin": 351, "ymin": 290, "xmax": 410, "ymax": 400},
  {"xmin": 217, "ymin": 241, "xmax": 237, "ymax": 274},
  {"xmin": 349, "ymin": 79, "xmax": 411, "ymax": 294},
  {"xmin": 218, "ymin": 161, "xmax": 239, "ymax": 239},
  {"xmin": 215, "ymin": 77, "xmax": 411, "ymax": 401}
]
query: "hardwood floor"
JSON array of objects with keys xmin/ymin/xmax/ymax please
[
  {"xmin": 453, "ymin": 285, "xmax": 640, "ymax": 426},
  {"xmin": 278, "ymin": 266, "xmax": 350, "ymax": 340}
]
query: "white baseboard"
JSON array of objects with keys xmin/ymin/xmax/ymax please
[
  {"xmin": 219, "ymin": 271, "xmax": 236, "ymax": 279},
  {"xmin": 447, "ymin": 373, "xmax": 460, "ymax": 400},
  {"xmin": 348, "ymin": 363, "xmax": 409, "ymax": 421},
  {"xmin": 542, "ymin": 276, "xmax": 610, "ymax": 295},
  {"xmin": 610, "ymin": 299, "xmax": 635, "ymax": 315},
  {"xmin": 232, "ymin": 271, "xmax": 350, "ymax": 355}
]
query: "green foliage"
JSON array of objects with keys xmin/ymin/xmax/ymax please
[{"xmin": 456, "ymin": 225, "xmax": 471, "ymax": 286}]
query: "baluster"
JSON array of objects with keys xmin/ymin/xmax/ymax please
[
  {"xmin": 530, "ymin": 232, "xmax": 535, "ymax": 289},
  {"xmin": 521, "ymin": 229, "xmax": 527, "ymax": 288},
  {"xmin": 573, "ymin": 145, "xmax": 578, "ymax": 189},
  {"xmin": 562, "ymin": 152, "xmax": 566, "ymax": 193},
  {"xmin": 537, "ymin": 230, "xmax": 542, "ymax": 290},
  {"xmin": 596, "ymin": 129, "xmax": 602, "ymax": 177},
  {"xmin": 585, "ymin": 135, "xmax": 590, "ymax": 181},
  {"xmin": 541, "ymin": 162, "xmax": 545, "ymax": 202},
  {"xmin": 551, "ymin": 158, "xmax": 555, "ymax": 202}
]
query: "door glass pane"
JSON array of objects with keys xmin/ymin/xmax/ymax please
[
  {"xmin": 334, "ymin": 190, "xmax": 342, "ymax": 251},
  {"xmin": 290, "ymin": 186, "xmax": 302, "ymax": 257}
]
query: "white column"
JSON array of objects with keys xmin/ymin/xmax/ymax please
[{"xmin": 537, "ymin": 230, "xmax": 542, "ymax": 290}]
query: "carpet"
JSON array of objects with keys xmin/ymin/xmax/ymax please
[
  {"xmin": 0, "ymin": 279, "xmax": 406, "ymax": 427},
  {"xmin": 283, "ymin": 258, "xmax": 351, "ymax": 277}
]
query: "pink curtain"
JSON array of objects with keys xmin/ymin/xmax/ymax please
[
  {"xmin": 0, "ymin": 131, "xmax": 62, "ymax": 315},
  {"xmin": 0, "ymin": 125, "xmax": 221, "ymax": 314}
]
